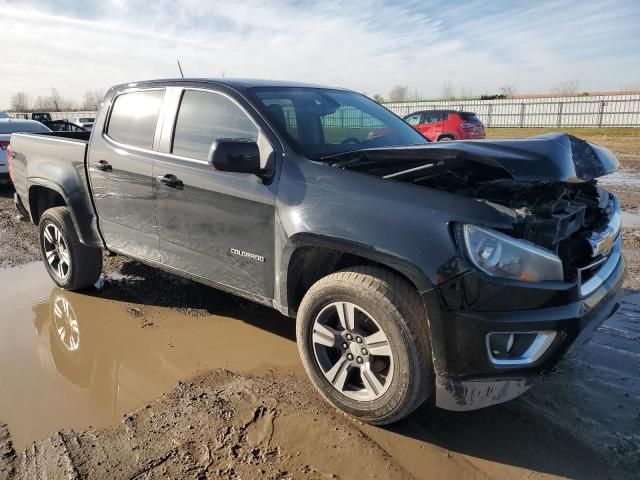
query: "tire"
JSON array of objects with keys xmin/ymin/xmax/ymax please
[
  {"xmin": 38, "ymin": 206, "xmax": 102, "ymax": 290},
  {"xmin": 296, "ymin": 266, "xmax": 433, "ymax": 424},
  {"xmin": 437, "ymin": 135, "xmax": 455, "ymax": 142}
]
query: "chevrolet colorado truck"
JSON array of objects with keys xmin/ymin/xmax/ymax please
[{"xmin": 8, "ymin": 79, "xmax": 625, "ymax": 424}]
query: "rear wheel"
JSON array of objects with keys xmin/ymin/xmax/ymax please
[
  {"xmin": 296, "ymin": 266, "xmax": 433, "ymax": 424},
  {"xmin": 38, "ymin": 207, "xmax": 102, "ymax": 290}
]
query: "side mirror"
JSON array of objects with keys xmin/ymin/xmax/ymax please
[{"xmin": 210, "ymin": 139, "xmax": 263, "ymax": 174}]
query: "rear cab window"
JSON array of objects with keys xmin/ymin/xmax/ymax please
[
  {"xmin": 106, "ymin": 89, "xmax": 165, "ymax": 149},
  {"xmin": 171, "ymin": 90, "xmax": 258, "ymax": 161}
]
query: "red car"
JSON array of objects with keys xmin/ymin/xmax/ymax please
[{"xmin": 402, "ymin": 110, "xmax": 485, "ymax": 141}]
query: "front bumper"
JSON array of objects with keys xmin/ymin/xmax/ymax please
[{"xmin": 426, "ymin": 248, "xmax": 625, "ymax": 411}]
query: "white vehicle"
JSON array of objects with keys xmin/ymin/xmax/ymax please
[
  {"xmin": 70, "ymin": 116, "xmax": 95, "ymax": 130},
  {"xmin": 0, "ymin": 119, "xmax": 50, "ymax": 180}
]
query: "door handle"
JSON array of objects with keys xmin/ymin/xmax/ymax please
[
  {"xmin": 96, "ymin": 160, "xmax": 112, "ymax": 172},
  {"xmin": 156, "ymin": 174, "xmax": 184, "ymax": 189}
]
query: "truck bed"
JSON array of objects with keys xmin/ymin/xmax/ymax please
[{"xmin": 9, "ymin": 130, "xmax": 102, "ymax": 247}]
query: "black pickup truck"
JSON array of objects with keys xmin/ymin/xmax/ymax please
[{"xmin": 8, "ymin": 79, "xmax": 624, "ymax": 424}]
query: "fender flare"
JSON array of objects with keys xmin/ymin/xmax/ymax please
[
  {"xmin": 275, "ymin": 232, "xmax": 434, "ymax": 315},
  {"xmin": 27, "ymin": 177, "xmax": 104, "ymax": 248}
]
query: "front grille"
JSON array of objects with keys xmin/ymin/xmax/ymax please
[{"xmin": 577, "ymin": 234, "xmax": 621, "ymax": 297}]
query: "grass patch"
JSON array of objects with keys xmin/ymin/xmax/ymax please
[{"xmin": 486, "ymin": 127, "xmax": 639, "ymax": 139}]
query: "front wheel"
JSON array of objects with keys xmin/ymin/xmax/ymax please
[
  {"xmin": 38, "ymin": 206, "xmax": 103, "ymax": 290},
  {"xmin": 296, "ymin": 266, "xmax": 433, "ymax": 424}
]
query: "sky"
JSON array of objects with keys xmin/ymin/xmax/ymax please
[{"xmin": 2, "ymin": 0, "xmax": 640, "ymax": 108}]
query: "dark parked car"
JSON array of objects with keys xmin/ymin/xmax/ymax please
[
  {"xmin": 46, "ymin": 120, "xmax": 87, "ymax": 132},
  {"xmin": 8, "ymin": 79, "xmax": 624, "ymax": 424}
]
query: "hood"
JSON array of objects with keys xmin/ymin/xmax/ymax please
[{"xmin": 327, "ymin": 133, "xmax": 619, "ymax": 183}]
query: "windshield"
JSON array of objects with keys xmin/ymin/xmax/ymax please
[
  {"xmin": 249, "ymin": 87, "xmax": 427, "ymax": 160},
  {"xmin": 79, "ymin": 118, "xmax": 94, "ymax": 123},
  {"xmin": 0, "ymin": 121, "xmax": 51, "ymax": 134}
]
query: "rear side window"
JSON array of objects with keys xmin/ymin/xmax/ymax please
[
  {"xmin": 172, "ymin": 90, "xmax": 258, "ymax": 161},
  {"xmin": 107, "ymin": 90, "xmax": 164, "ymax": 149}
]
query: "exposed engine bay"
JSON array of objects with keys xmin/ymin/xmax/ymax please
[{"xmin": 327, "ymin": 134, "xmax": 621, "ymax": 282}]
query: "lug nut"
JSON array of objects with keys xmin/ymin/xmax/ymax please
[
  {"xmin": 356, "ymin": 336, "xmax": 363, "ymax": 344},
  {"xmin": 361, "ymin": 348, "xmax": 368, "ymax": 355},
  {"xmin": 347, "ymin": 353, "xmax": 354, "ymax": 361},
  {"xmin": 346, "ymin": 334, "xmax": 353, "ymax": 341},
  {"xmin": 342, "ymin": 343, "xmax": 349, "ymax": 349},
  {"xmin": 357, "ymin": 357, "xmax": 363, "ymax": 364}
]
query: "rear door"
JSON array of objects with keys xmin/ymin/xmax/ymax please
[
  {"xmin": 152, "ymin": 87, "xmax": 278, "ymax": 301},
  {"xmin": 87, "ymin": 88, "xmax": 165, "ymax": 261},
  {"xmin": 417, "ymin": 111, "xmax": 444, "ymax": 141}
]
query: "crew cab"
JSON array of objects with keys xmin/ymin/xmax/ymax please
[{"xmin": 8, "ymin": 79, "xmax": 624, "ymax": 424}]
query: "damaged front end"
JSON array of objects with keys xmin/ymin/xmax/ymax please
[
  {"xmin": 328, "ymin": 133, "xmax": 621, "ymax": 287},
  {"xmin": 326, "ymin": 133, "xmax": 625, "ymax": 411}
]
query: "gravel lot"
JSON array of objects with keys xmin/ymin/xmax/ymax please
[{"xmin": 0, "ymin": 130, "xmax": 638, "ymax": 479}]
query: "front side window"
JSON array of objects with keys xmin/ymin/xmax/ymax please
[
  {"xmin": 250, "ymin": 87, "xmax": 427, "ymax": 160},
  {"xmin": 106, "ymin": 89, "xmax": 164, "ymax": 149},
  {"xmin": 172, "ymin": 90, "xmax": 258, "ymax": 161},
  {"xmin": 404, "ymin": 113, "xmax": 422, "ymax": 126}
]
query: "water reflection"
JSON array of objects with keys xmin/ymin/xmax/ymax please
[{"xmin": 12, "ymin": 286, "xmax": 300, "ymax": 447}]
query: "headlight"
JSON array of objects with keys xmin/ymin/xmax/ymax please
[{"xmin": 462, "ymin": 224, "xmax": 563, "ymax": 282}]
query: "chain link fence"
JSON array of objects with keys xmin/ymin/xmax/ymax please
[{"xmin": 383, "ymin": 94, "xmax": 640, "ymax": 128}]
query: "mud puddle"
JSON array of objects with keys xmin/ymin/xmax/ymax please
[
  {"xmin": 601, "ymin": 168, "xmax": 640, "ymax": 187},
  {"xmin": 622, "ymin": 210, "xmax": 640, "ymax": 228},
  {"xmin": 0, "ymin": 262, "xmax": 632, "ymax": 479},
  {"xmin": 0, "ymin": 262, "xmax": 300, "ymax": 451}
]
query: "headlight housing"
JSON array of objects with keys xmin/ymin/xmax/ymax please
[{"xmin": 462, "ymin": 224, "xmax": 564, "ymax": 282}]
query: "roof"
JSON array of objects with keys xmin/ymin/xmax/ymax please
[
  {"xmin": 0, "ymin": 118, "xmax": 45, "ymax": 125},
  {"xmin": 109, "ymin": 78, "xmax": 348, "ymax": 93},
  {"xmin": 0, "ymin": 118, "xmax": 51, "ymax": 134}
]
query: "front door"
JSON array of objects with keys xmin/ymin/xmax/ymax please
[
  {"xmin": 153, "ymin": 88, "xmax": 277, "ymax": 301},
  {"xmin": 87, "ymin": 88, "xmax": 165, "ymax": 261}
]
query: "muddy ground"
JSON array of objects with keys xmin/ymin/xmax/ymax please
[{"xmin": 0, "ymin": 130, "xmax": 639, "ymax": 479}]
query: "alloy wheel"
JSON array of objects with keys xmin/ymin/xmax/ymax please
[
  {"xmin": 42, "ymin": 223, "xmax": 70, "ymax": 279},
  {"xmin": 311, "ymin": 301, "xmax": 394, "ymax": 401},
  {"xmin": 53, "ymin": 296, "xmax": 80, "ymax": 351}
]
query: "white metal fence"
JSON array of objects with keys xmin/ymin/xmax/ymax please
[
  {"xmin": 383, "ymin": 94, "xmax": 640, "ymax": 128},
  {"xmin": 9, "ymin": 111, "xmax": 98, "ymax": 121},
  {"xmin": 9, "ymin": 94, "xmax": 640, "ymax": 128}
]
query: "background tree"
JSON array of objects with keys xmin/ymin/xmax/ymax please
[
  {"xmin": 10, "ymin": 92, "xmax": 31, "ymax": 112},
  {"xmin": 499, "ymin": 84, "xmax": 517, "ymax": 97},
  {"xmin": 442, "ymin": 81, "xmax": 455, "ymax": 100},
  {"xmin": 372, "ymin": 94, "xmax": 385, "ymax": 103},
  {"xmin": 552, "ymin": 80, "xmax": 580, "ymax": 96},
  {"xmin": 32, "ymin": 89, "xmax": 76, "ymax": 111},
  {"xmin": 388, "ymin": 85, "xmax": 410, "ymax": 102},
  {"xmin": 81, "ymin": 89, "xmax": 104, "ymax": 110},
  {"xmin": 458, "ymin": 85, "xmax": 473, "ymax": 100}
]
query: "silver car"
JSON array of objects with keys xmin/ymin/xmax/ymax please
[
  {"xmin": 0, "ymin": 119, "xmax": 50, "ymax": 180},
  {"xmin": 70, "ymin": 116, "xmax": 95, "ymax": 131}
]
